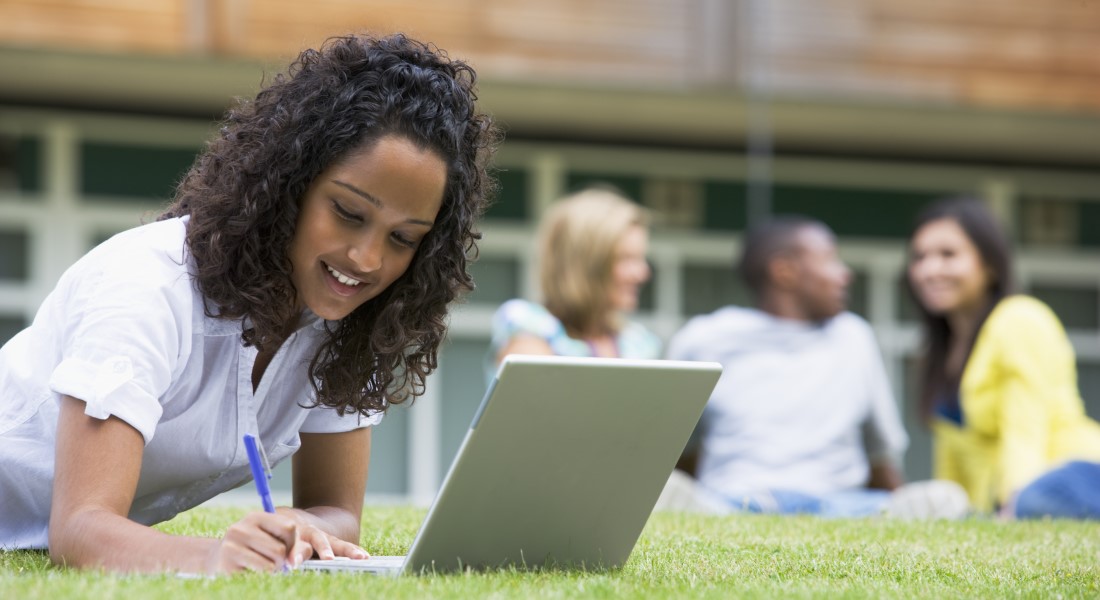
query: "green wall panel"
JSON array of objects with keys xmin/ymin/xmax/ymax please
[
  {"xmin": 773, "ymin": 186, "xmax": 940, "ymax": 238},
  {"xmin": 0, "ymin": 228, "xmax": 29, "ymax": 281},
  {"xmin": 485, "ymin": 168, "xmax": 528, "ymax": 221},
  {"xmin": 566, "ymin": 172, "xmax": 643, "ymax": 203},
  {"xmin": 81, "ymin": 142, "xmax": 198, "ymax": 200},
  {"xmin": 703, "ymin": 181, "xmax": 748, "ymax": 232}
]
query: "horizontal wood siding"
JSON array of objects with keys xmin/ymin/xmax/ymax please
[
  {"xmin": 0, "ymin": 0, "xmax": 1097, "ymax": 112},
  {"xmin": 0, "ymin": 0, "xmax": 189, "ymax": 54},
  {"xmin": 232, "ymin": 0, "xmax": 699, "ymax": 85},
  {"xmin": 754, "ymin": 0, "xmax": 1100, "ymax": 111}
]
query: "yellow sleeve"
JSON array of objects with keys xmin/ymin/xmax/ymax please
[{"xmin": 963, "ymin": 297, "xmax": 1075, "ymax": 503}]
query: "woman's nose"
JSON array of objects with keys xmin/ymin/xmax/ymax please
[{"xmin": 349, "ymin": 233, "xmax": 384, "ymax": 273}]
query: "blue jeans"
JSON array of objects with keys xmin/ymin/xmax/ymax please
[
  {"xmin": 724, "ymin": 488, "xmax": 891, "ymax": 518},
  {"xmin": 1014, "ymin": 460, "xmax": 1100, "ymax": 520}
]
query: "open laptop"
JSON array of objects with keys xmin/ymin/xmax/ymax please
[{"xmin": 300, "ymin": 354, "xmax": 721, "ymax": 576}]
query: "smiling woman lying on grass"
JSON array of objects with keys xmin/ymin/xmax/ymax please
[{"xmin": 0, "ymin": 33, "xmax": 498, "ymax": 574}]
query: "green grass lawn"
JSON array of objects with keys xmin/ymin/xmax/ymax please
[{"xmin": 2, "ymin": 506, "xmax": 1098, "ymax": 599}]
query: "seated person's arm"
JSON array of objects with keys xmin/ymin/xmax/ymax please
[
  {"xmin": 867, "ymin": 460, "xmax": 904, "ymax": 491},
  {"xmin": 495, "ymin": 333, "xmax": 554, "ymax": 365},
  {"xmin": 968, "ymin": 299, "xmax": 1064, "ymax": 506},
  {"xmin": 49, "ymin": 396, "xmax": 302, "ymax": 574},
  {"xmin": 861, "ymin": 330, "xmax": 909, "ymax": 491},
  {"xmin": 288, "ymin": 428, "xmax": 373, "ymax": 559}
]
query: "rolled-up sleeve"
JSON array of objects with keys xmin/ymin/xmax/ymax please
[
  {"xmin": 50, "ymin": 356, "xmax": 163, "ymax": 443},
  {"xmin": 46, "ymin": 250, "xmax": 191, "ymax": 445},
  {"xmin": 299, "ymin": 404, "xmax": 383, "ymax": 434}
]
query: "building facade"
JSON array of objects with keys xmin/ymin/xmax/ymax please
[{"xmin": 2, "ymin": 0, "xmax": 1099, "ymax": 500}]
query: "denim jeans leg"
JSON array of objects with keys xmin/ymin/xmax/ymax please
[
  {"xmin": 818, "ymin": 489, "xmax": 892, "ymax": 518},
  {"xmin": 1015, "ymin": 460, "xmax": 1100, "ymax": 520},
  {"xmin": 726, "ymin": 490, "xmax": 823, "ymax": 514}
]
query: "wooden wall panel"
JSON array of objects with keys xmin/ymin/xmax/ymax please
[
  {"xmin": 228, "ymin": 0, "xmax": 700, "ymax": 86},
  {"xmin": 0, "ymin": 0, "xmax": 189, "ymax": 54},
  {"xmin": 754, "ymin": 0, "xmax": 1100, "ymax": 111},
  {"xmin": 0, "ymin": 0, "xmax": 1098, "ymax": 113}
]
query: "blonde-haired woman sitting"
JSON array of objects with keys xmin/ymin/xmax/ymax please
[{"xmin": 488, "ymin": 188, "xmax": 660, "ymax": 370}]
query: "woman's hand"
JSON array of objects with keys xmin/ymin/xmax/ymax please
[
  {"xmin": 276, "ymin": 507, "xmax": 370, "ymax": 562},
  {"xmin": 288, "ymin": 429, "xmax": 372, "ymax": 559},
  {"xmin": 204, "ymin": 511, "xmax": 304, "ymax": 574},
  {"xmin": 997, "ymin": 492, "xmax": 1019, "ymax": 521},
  {"xmin": 204, "ymin": 508, "xmax": 372, "ymax": 574},
  {"xmin": 290, "ymin": 513, "xmax": 371, "ymax": 563}
]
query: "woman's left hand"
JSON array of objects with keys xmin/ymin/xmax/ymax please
[{"xmin": 276, "ymin": 507, "xmax": 370, "ymax": 563}]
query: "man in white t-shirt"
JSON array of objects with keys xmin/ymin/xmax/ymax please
[{"xmin": 662, "ymin": 217, "xmax": 967, "ymax": 518}]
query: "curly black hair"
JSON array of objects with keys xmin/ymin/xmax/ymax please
[{"xmin": 159, "ymin": 33, "xmax": 500, "ymax": 416}]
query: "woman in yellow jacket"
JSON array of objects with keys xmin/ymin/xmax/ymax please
[{"xmin": 906, "ymin": 197, "xmax": 1100, "ymax": 519}]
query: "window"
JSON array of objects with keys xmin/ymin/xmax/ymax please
[
  {"xmin": 0, "ymin": 315, "xmax": 27, "ymax": 347},
  {"xmin": 1078, "ymin": 202, "xmax": 1100, "ymax": 249},
  {"xmin": 847, "ymin": 270, "xmax": 868, "ymax": 318},
  {"xmin": 896, "ymin": 275, "xmax": 922, "ymax": 323},
  {"xmin": 438, "ymin": 337, "xmax": 492, "ymax": 482},
  {"xmin": 773, "ymin": 186, "xmax": 939, "ymax": 239},
  {"xmin": 702, "ymin": 180, "xmax": 748, "ymax": 232},
  {"xmin": 1018, "ymin": 197, "xmax": 1100, "ymax": 249},
  {"xmin": 467, "ymin": 256, "xmax": 521, "ymax": 306},
  {"xmin": 1029, "ymin": 284, "xmax": 1099, "ymax": 331},
  {"xmin": 0, "ymin": 135, "xmax": 41, "ymax": 194},
  {"xmin": 1077, "ymin": 362, "xmax": 1100, "ymax": 421},
  {"xmin": 0, "ymin": 228, "xmax": 30, "ymax": 281},
  {"xmin": 364, "ymin": 405, "xmax": 410, "ymax": 494},
  {"xmin": 567, "ymin": 172, "xmax": 643, "ymax": 202},
  {"xmin": 682, "ymin": 264, "xmax": 747, "ymax": 316},
  {"xmin": 81, "ymin": 142, "xmax": 198, "ymax": 201},
  {"xmin": 485, "ymin": 167, "xmax": 528, "ymax": 221}
]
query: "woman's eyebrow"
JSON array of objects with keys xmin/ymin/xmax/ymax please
[
  {"xmin": 332, "ymin": 180, "xmax": 434, "ymax": 226},
  {"xmin": 333, "ymin": 180, "xmax": 382, "ymax": 208}
]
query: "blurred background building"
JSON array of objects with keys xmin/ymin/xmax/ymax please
[{"xmin": 1, "ymin": 0, "xmax": 1098, "ymax": 502}]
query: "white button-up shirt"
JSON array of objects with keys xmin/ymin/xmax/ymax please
[{"xmin": 0, "ymin": 217, "xmax": 380, "ymax": 549}]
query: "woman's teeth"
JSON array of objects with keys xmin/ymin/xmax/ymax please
[{"xmin": 326, "ymin": 264, "xmax": 361, "ymax": 287}]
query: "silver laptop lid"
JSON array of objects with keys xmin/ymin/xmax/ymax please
[{"xmin": 402, "ymin": 355, "xmax": 721, "ymax": 573}]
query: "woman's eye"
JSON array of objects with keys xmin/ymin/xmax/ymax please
[
  {"xmin": 331, "ymin": 200, "xmax": 360, "ymax": 222},
  {"xmin": 392, "ymin": 233, "xmax": 416, "ymax": 248}
]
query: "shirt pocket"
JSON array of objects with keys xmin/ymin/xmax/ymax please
[{"xmin": 267, "ymin": 435, "xmax": 302, "ymax": 470}]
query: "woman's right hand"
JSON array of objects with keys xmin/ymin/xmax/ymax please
[
  {"xmin": 997, "ymin": 491, "xmax": 1019, "ymax": 521},
  {"xmin": 204, "ymin": 511, "xmax": 304, "ymax": 574}
]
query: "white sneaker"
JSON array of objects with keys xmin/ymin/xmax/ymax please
[{"xmin": 884, "ymin": 480, "xmax": 970, "ymax": 520}]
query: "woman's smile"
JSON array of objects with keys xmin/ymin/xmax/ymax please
[{"xmin": 322, "ymin": 261, "xmax": 372, "ymax": 298}]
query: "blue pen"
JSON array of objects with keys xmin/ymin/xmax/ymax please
[
  {"xmin": 243, "ymin": 434, "xmax": 295, "ymax": 573},
  {"xmin": 243, "ymin": 434, "xmax": 276, "ymax": 513}
]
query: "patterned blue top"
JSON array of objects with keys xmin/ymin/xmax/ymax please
[{"xmin": 485, "ymin": 299, "xmax": 662, "ymax": 382}]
